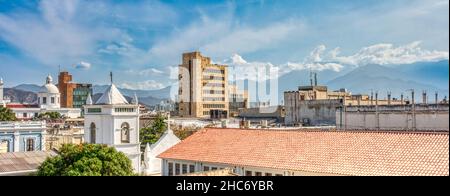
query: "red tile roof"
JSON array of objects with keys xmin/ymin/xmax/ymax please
[
  {"xmin": 6, "ymin": 103, "xmax": 39, "ymax": 108},
  {"xmin": 158, "ymin": 128, "xmax": 449, "ymax": 176}
]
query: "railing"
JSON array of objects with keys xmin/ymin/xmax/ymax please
[{"xmin": 0, "ymin": 121, "xmax": 46, "ymax": 130}]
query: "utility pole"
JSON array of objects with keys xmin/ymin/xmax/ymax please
[
  {"xmin": 375, "ymin": 91, "xmax": 379, "ymax": 130},
  {"xmin": 408, "ymin": 89, "xmax": 416, "ymax": 131}
]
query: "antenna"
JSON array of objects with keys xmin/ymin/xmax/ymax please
[{"xmin": 110, "ymin": 71, "xmax": 113, "ymax": 84}]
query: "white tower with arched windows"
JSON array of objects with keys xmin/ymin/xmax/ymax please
[
  {"xmin": 83, "ymin": 78, "xmax": 141, "ymax": 173},
  {"xmin": 38, "ymin": 74, "xmax": 61, "ymax": 109}
]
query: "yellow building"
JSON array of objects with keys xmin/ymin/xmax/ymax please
[{"xmin": 178, "ymin": 52, "xmax": 229, "ymax": 118}]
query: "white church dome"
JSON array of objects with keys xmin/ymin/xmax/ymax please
[{"xmin": 39, "ymin": 74, "xmax": 60, "ymax": 94}]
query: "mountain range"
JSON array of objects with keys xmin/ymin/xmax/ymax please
[{"xmin": 6, "ymin": 60, "xmax": 449, "ymax": 105}]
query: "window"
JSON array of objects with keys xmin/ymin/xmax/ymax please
[
  {"xmin": 23, "ymin": 113, "xmax": 27, "ymax": 118},
  {"xmin": 0, "ymin": 140, "xmax": 9, "ymax": 153},
  {"xmin": 87, "ymin": 108, "xmax": 101, "ymax": 113},
  {"xmin": 275, "ymin": 174, "xmax": 283, "ymax": 176},
  {"xmin": 203, "ymin": 166, "xmax": 210, "ymax": 171},
  {"xmin": 211, "ymin": 167, "xmax": 217, "ymax": 171},
  {"xmin": 26, "ymin": 138, "xmax": 35, "ymax": 151},
  {"xmin": 51, "ymin": 97, "xmax": 55, "ymax": 104},
  {"xmin": 175, "ymin": 163, "xmax": 180, "ymax": 175},
  {"xmin": 168, "ymin": 162, "xmax": 174, "ymax": 176},
  {"xmin": 245, "ymin": 171, "xmax": 252, "ymax": 176},
  {"xmin": 265, "ymin": 173, "xmax": 272, "ymax": 176},
  {"xmin": 121, "ymin": 122, "xmax": 130, "ymax": 143},
  {"xmin": 255, "ymin": 172, "xmax": 262, "ymax": 176},
  {"xmin": 90, "ymin": 123, "xmax": 96, "ymax": 143},
  {"xmin": 182, "ymin": 164, "xmax": 188, "ymax": 174},
  {"xmin": 115, "ymin": 108, "xmax": 135, "ymax": 113},
  {"xmin": 189, "ymin": 165, "xmax": 195, "ymax": 173},
  {"xmin": 43, "ymin": 97, "xmax": 47, "ymax": 104}
]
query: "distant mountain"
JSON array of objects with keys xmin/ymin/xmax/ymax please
[
  {"xmin": 93, "ymin": 85, "xmax": 171, "ymax": 99},
  {"xmin": 4, "ymin": 88, "xmax": 37, "ymax": 103},
  {"xmin": 91, "ymin": 93, "xmax": 162, "ymax": 107},
  {"xmin": 392, "ymin": 60, "xmax": 449, "ymax": 90},
  {"xmin": 13, "ymin": 84, "xmax": 43, "ymax": 93},
  {"xmin": 326, "ymin": 64, "xmax": 449, "ymax": 100}
]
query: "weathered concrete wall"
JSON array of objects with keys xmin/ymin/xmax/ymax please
[
  {"xmin": 284, "ymin": 91, "xmax": 342, "ymax": 126},
  {"xmin": 238, "ymin": 106, "xmax": 285, "ymax": 122},
  {"xmin": 337, "ymin": 104, "xmax": 449, "ymax": 131}
]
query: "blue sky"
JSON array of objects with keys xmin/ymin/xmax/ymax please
[{"xmin": 0, "ymin": 0, "xmax": 448, "ymax": 89}]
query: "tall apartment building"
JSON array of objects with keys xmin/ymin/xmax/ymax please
[
  {"xmin": 178, "ymin": 52, "xmax": 229, "ymax": 118},
  {"xmin": 58, "ymin": 71, "xmax": 93, "ymax": 108}
]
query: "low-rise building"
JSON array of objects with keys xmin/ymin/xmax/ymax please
[
  {"xmin": 337, "ymin": 103, "xmax": 449, "ymax": 131},
  {"xmin": 142, "ymin": 117, "xmax": 180, "ymax": 176},
  {"xmin": 0, "ymin": 121, "xmax": 46, "ymax": 153},
  {"xmin": 284, "ymin": 84, "xmax": 403, "ymax": 126},
  {"xmin": 158, "ymin": 128, "xmax": 449, "ymax": 176}
]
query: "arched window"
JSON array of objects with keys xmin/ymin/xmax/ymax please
[
  {"xmin": 26, "ymin": 138, "xmax": 35, "ymax": 151},
  {"xmin": 90, "ymin": 122, "xmax": 96, "ymax": 143},
  {"xmin": 121, "ymin": 122, "xmax": 130, "ymax": 143}
]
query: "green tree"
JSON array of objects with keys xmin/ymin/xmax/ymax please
[
  {"xmin": 37, "ymin": 111, "xmax": 62, "ymax": 120},
  {"xmin": 0, "ymin": 107, "xmax": 17, "ymax": 121},
  {"xmin": 140, "ymin": 114, "xmax": 167, "ymax": 145},
  {"xmin": 37, "ymin": 143, "xmax": 135, "ymax": 176}
]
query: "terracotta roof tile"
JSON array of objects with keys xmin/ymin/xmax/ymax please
[{"xmin": 158, "ymin": 128, "xmax": 449, "ymax": 176}]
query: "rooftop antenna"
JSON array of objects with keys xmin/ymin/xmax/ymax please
[
  {"xmin": 110, "ymin": 71, "xmax": 113, "ymax": 84},
  {"xmin": 314, "ymin": 72, "xmax": 318, "ymax": 86},
  {"xmin": 309, "ymin": 68, "xmax": 313, "ymax": 86}
]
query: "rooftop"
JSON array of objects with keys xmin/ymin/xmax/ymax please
[
  {"xmin": 95, "ymin": 84, "xmax": 128, "ymax": 105},
  {"xmin": 158, "ymin": 128, "xmax": 449, "ymax": 176},
  {"xmin": 0, "ymin": 151, "xmax": 57, "ymax": 175}
]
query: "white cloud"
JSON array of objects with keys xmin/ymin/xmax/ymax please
[
  {"xmin": 119, "ymin": 80, "xmax": 165, "ymax": 90},
  {"xmin": 74, "ymin": 61, "xmax": 91, "ymax": 70},
  {"xmin": 0, "ymin": 0, "xmax": 174, "ymax": 68},
  {"xmin": 224, "ymin": 41, "xmax": 448, "ymax": 82},
  {"xmin": 329, "ymin": 41, "xmax": 449, "ymax": 66},
  {"xmin": 126, "ymin": 68, "xmax": 165, "ymax": 76},
  {"xmin": 148, "ymin": 9, "xmax": 306, "ymax": 65}
]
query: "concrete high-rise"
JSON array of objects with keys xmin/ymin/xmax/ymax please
[{"xmin": 178, "ymin": 52, "xmax": 229, "ymax": 118}]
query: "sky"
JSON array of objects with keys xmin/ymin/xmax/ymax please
[{"xmin": 0, "ymin": 0, "xmax": 449, "ymax": 89}]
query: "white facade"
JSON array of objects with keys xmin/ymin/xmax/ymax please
[
  {"xmin": 0, "ymin": 121, "xmax": 46, "ymax": 153},
  {"xmin": 83, "ymin": 84, "xmax": 141, "ymax": 173},
  {"xmin": 142, "ymin": 119, "xmax": 180, "ymax": 175},
  {"xmin": 37, "ymin": 75, "xmax": 61, "ymax": 109},
  {"xmin": 160, "ymin": 159, "xmax": 334, "ymax": 176}
]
